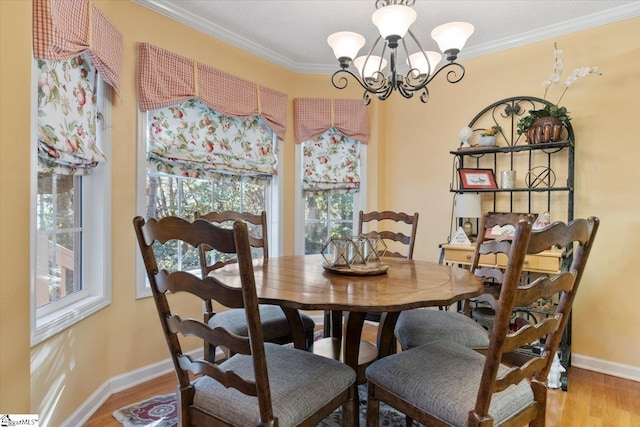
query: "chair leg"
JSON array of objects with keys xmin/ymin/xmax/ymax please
[
  {"xmin": 304, "ymin": 327, "xmax": 314, "ymax": 351},
  {"xmin": 342, "ymin": 388, "xmax": 357, "ymax": 427},
  {"xmin": 204, "ymin": 343, "xmax": 216, "ymax": 363},
  {"xmin": 530, "ymin": 380, "xmax": 547, "ymax": 427},
  {"xmin": 405, "ymin": 415, "xmax": 414, "ymax": 426},
  {"xmin": 177, "ymin": 384, "xmax": 195, "ymax": 427},
  {"xmin": 366, "ymin": 387, "xmax": 380, "ymax": 427}
]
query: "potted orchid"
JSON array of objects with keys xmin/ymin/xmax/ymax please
[{"xmin": 517, "ymin": 43, "xmax": 601, "ymax": 143}]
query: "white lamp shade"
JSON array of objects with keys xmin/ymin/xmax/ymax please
[
  {"xmin": 431, "ymin": 22, "xmax": 475, "ymax": 53},
  {"xmin": 372, "ymin": 5, "xmax": 416, "ymax": 39},
  {"xmin": 327, "ymin": 31, "xmax": 366, "ymax": 60},
  {"xmin": 407, "ymin": 51, "xmax": 442, "ymax": 75},
  {"xmin": 454, "ymin": 193, "xmax": 482, "ymax": 218},
  {"xmin": 354, "ymin": 55, "xmax": 388, "ymax": 79}
]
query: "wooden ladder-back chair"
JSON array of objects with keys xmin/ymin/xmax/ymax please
[
  {"xmin": 395, "ymin": 212, "xmax": 534, "ymax": 351},
  {"xmin": 133, "ymin": 216, "xmax": 356, "ymax": 427},
  {"xmin": 195, "ymin": 210, "xmax": 315, "ymax": 360},
  {"xmin": 358, "ymin": 210, "xmax": 419, "ymax": 259},
  {"xmin": 324, "ymin": 210, "xmax": 419, "ymax": 337},
  {"xmin": 366, "ymin": 217, "xmax": 599, "ymax": 427}
]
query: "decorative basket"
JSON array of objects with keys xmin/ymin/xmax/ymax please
[{"xmin": 526, "ymin": 116, "xmax": 563, "ymax": 144}]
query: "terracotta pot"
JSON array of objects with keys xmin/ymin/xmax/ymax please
[{"xmin": 526, "ymin": 116, "xmax": 563, "ymax": 144}]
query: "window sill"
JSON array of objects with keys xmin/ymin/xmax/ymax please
[{"xmin": 31, "ymin": 295, "xmax": 111, "ymax": 347}]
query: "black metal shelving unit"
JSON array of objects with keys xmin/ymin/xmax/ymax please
[{"xmin": 450, "ymin": 96, "xmax": 575, "ymax": 390}]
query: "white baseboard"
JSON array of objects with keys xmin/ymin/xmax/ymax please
[
  {"xmin": 572, "ymin": 353, "xmax": 640, "ymax": 382},
  {"xmin": 60, "ymin": 347, "xmax": 206, "ymax": 427}
]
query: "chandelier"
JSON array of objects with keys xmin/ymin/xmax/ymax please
[{"xmin": 327, "ymin": 0, "xmax": 474, "ymax": 104}]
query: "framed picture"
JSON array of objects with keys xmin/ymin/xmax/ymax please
[{"xmin": 458, "ymin": 168, "xmax": 497, "ymax": 189}]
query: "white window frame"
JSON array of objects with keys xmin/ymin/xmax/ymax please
[
  {"xmin": 135, "ymin": 110, "xmax": 282, "ymax": 298},
  {"xmin": 30, "ymin": 61, "xmax": 112, "ymax": 347},
  {"xmin": 294, "ymin": 143, "xmax": 367, "ymax": 255}
]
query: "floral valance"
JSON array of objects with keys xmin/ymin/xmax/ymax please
[
  {"xmin": 33, "ymin": 0, "xmax": 123, "ymax": 94},
  {"xmin": 147, "ymin": 98, "xmax": 277, "ymax": 184},
  {"xmin": 302, "ymin": 128, "xmax": 360, "ymax": 194},
  {"xmin": 138, "ymin": 43, "xmax": 287, "ymax": 140},
  {"xmin": 38, "ymin": 53, "xmax": 105, "ymax": 175},
  {"xmin": 294, "ymin": 98, "xmax": 369, "ymax": 144}
]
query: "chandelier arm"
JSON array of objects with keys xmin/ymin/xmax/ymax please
[
  {"xmin": 362, "ymin": 92, "xmax": 373, "ymax": 106},
  {"xmin": 331, "ymin": 68, "xmax": 394, "ymax": 96},
  {"xmin": 409, "ymin": 61, "xmax": 466, "ymax": 93},
  {"xmin": 360, "ymin": 36, "xmax": 389, "ymax": 93},
  {"xmin": 397, "ymin": 83, "xmax": 416, "ymax": 99},
  {"xmin": 426, "ymin": 61, "xmax": 466, "ymax": 85},
  {"xmin": 405, "ymin": 29, "xmax": 432, "ymax": 76},
  {"xmin": 419, "ymin": 87, "xmax": 430, "ymax": 103},
  {"xmin": 376, "ymin": 78, "xmax": 395, "ymax": 100}
]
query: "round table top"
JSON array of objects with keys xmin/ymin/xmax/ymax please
[{"xmin": 209, "ymin": 254, "xmax": 482, "ymax": 312}]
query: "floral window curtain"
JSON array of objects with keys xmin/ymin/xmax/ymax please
[
  {"xmin": 295, "ymin": 98, "xmax": 368, "ymax": 194},
  {"xmin": 138, "ymin": 43, "xmax": 287, "ymax": 140},
  {"xmin": 33, "ymin": 0, "xmax": 123, "ymax": 94},
  {"xmin": 37, "ymin": 53, "xmax": 105, "ymax": 175},
  {"xmin": 148, "ymin": 98, "xmax": 277, "ymax": 184},
  {"xmin": 302, "ymin": 128, "xmax": 360, "ymax": 194}
]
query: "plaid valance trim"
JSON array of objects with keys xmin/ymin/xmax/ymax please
[
  {"xmin": 294, "ymin": 98, "xmax": 331, "ymax": 143},
  {"xmin": 138, "ymin": 43, "xmax": 195, "ymax": 110},
  {"xmin": 334, "ymin": 99, "xmax": 370, "ymax": 144},
  {"xmin": 87, "ymin": 5, "xmax": 123, "ymax": 94},
  {"xmin": 294, "ymin": 98, "xmax": 369, "ymax": 144},
  {"xmin": 199, "ymin": 64, "xmax": 259, "ymax": 117},
  {"xmin": 138, "ymin": 43, "xmax": 287, "ymax": 140},
  {"xmin": 32, "ymin": 0, "xmax": 123, "ymax": 94}
]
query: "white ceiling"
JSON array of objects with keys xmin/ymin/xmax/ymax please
[{"xmin": 133, "ymin": 0, "xmax": 640, "ymax": 73}]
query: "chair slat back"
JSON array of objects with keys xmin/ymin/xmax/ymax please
[
  {"xmin": 195, "ymin": 210, "xmax": 268, "ymax": 274},
  {"xmin": 358, "ymin": 210, "xmax": 419, "ymax": 259},
  {"xmin": 472, "ymin": 217, "xmax": 599, "ymax": 422},
  {"xmin": 195, "ymin": 211, "xmax": 268, "ymax": 323},
  {"xmin": 465, "ymin": 213, "xmax": 537, "ymax": 313},
  {"xmin": 133, "ymin": 216, "xmax": 274, "ymax": 420}
]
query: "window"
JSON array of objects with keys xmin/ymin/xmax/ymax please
[
  {"xmin": 304, "ymin": 193, "xmax": 355, "ymax": 254},
  {"xmin": 32, "ymin": 53, "xmax": 111, "ymax": 345},
  {"xmin": 296, "ymin": 129, "xmax": 367, "ymax": 254},
  {"xmin": 146, "ymin": 174, "xmax": 270, "ymax": 273},
  {"xmin": 136, "ymin": 100, "xmax": 281, "ymax": 297}
]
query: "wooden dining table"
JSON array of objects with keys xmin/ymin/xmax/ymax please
[{"xmin": 209, "ymin": 254, "xmax": 483, "ymax": 383}]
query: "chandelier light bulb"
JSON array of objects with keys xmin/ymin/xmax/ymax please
[
  {"xmin": 372, "ymin": 5, "xmax": 416, "ymax": 42},
  {"xmin": 354, "ymin": 55, "xmax": 388, "ymax": 79},
  {"xmin": 407, "ymin": 51, "xmax": 443, "ymax": 76},
  {"xmin": 431, "ymin": 22, "xmax": 475, "ymax": 59},
  {"xmin": 327, "ymin": 31, "xmax": 366, "ymax": 63}
]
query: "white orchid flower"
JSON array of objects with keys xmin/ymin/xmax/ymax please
[{"xmin": 540, "ymin": 43, "xmax": 601, "ymax": 106}]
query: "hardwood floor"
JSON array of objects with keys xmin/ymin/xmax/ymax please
[{"xmin": 85, "ymin": 324, "xmax": 640, "ymax": 426}]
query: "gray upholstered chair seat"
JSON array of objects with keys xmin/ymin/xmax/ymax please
[
  {"xmin": 366, "ymin": 340, "xmax": 534, "ymax": 427},
  {"xmin": 394, "ymin": 308, "xmax": 490, "ymax": 350},
  {"xmin": 194, "ymin": 343, "xmax": 356, "ymax": 426},
  {"xmin": 209, "ymin": 305, "xmax": 315, "ymax": 342}
]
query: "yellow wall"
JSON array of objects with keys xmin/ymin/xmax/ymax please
[
  {"xmin": 0, "ymin": 0, "xmax": 33, "ymax": 415},
  {"xmin": 0, "ymin": 0, "xmax": 638, "ymax": 423}
]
